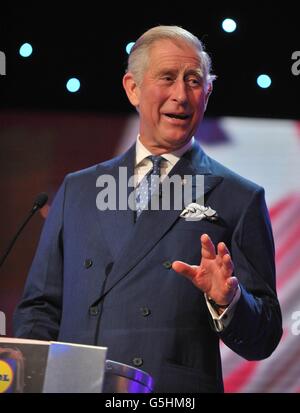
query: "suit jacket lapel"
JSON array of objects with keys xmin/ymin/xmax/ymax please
[
  {"xmin": 94, "ymin": 141, "xmax": 223, "ymax": 303},
  {"xmin": 95, "ymin": 145, "xmax": 136, "ymax": 261}
]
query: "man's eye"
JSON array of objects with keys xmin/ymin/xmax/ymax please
[
  {"xmin": 187, "ymin": 78, "xmax": 201, "ymax": 87},
  {"xmin": 161, "ymin": 76, "xmax": 173, "ymax": 82}
]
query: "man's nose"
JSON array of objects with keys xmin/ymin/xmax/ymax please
[{"xmin": 171, "ymin": 79, "xmax": 188, "ymax": 104}]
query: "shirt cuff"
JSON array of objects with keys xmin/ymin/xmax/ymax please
[{"xmin": 205, "ymin": 285, "xmax": 241, "ymax": 332}]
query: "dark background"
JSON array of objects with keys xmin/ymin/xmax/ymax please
[{"xmin": 0, "ymin": 2, "xmax": 299, "ymax": 119}]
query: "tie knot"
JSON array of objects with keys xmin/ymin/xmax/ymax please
[{"xmin": 147, "ymin": 155, "xmax": 164, "ymax": 172}]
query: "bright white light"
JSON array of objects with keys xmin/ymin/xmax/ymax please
[
  {"xmin": 222, "ymin": 18, "xmax": 237, "ymax": 33},
  {"xmin": 257, "ymin": 74, "xmax": 272, "ymax": 89},
  {"xmin": 126, "ymin": 42, "xmax": 135, "ymax": 55},
  {"xmin": 66, "ymin": 78, "xmax": 80, "ymax": 93},
  {"xmin": 19, "ymin": 43, "xmax": 33, "ymax": 57}
]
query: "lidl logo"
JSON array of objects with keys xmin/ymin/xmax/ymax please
[{"xmin": 0, "ymin": 360, "xmax": 14, "ymax": 392}]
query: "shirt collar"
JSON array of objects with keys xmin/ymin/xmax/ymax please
[{"xmin": 135, "ymin": 135, "xmax": 194, "ymax": 167}]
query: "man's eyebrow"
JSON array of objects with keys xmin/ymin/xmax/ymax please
[
  {"xmin": 156, "ymin": 68, "xmax": 203, "ymax": 75},
  {"xmin": 185, "ymin": 68, "xmax": 204, "ymax": 78},
  {"xmin": 156, "ymin": 68, "xmax": 177, "ymax": 76}
]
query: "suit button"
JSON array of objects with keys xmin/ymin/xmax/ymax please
[
  {"xmin": 140, "ymin": 307, "xmax": 151, "ymax": 317},
  {"xmin": 89, "ymin": 306, "xmax": 99, "ymax": 316},
  {"xmin": 132, "ymin": 357, "xmax": 143, "ymax": 367},
  {"xmin": 163, "ymin": 260, "xmax": 172, "ymax": 269},
  {"xmin": 84, "ymin": 259, "xmax": 93, "ymax": 269}
]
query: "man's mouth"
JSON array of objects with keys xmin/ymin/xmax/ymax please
[{"xmin": 164, "ymin": 113, "xmax": 190, "ymax": 120}]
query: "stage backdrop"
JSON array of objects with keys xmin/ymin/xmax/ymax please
[{"xmin": 0, "ymin": 111, "xmax": 300, "ymax": 392}]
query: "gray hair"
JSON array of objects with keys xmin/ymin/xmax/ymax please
[{"xmin": 127, "ymin": 25, "xmax": 216, "ymax": 90}]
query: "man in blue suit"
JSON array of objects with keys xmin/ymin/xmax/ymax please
[{"xmin": 14, "ymin": 26, "xmax": 282, "ymax": 392}]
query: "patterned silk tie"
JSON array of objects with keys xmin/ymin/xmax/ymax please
[{"xmin": 135, "ymin": 155, "xmax": 163, "ymax": 219}]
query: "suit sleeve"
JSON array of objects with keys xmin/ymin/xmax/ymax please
[
  {"xmin": 219, "ymin": 187, "xmax": 283, "ymax": 360},
  {"xmin": 13, "ymin": 178, "xmax": 67, "ymax": 340}
]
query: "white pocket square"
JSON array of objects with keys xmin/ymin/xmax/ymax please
[{"xmin": 180, "ymin": 203, "xmax": 218, "ymax": 222}]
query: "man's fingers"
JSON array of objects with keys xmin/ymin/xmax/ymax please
[
  {"xmin": 217, "ymin": 242, "xmax": 230, "ymax": 258},
  {"xmin": 222, "ymin": 253, "xmax": 234, "ymax": 275},
  {"xmin": 172, "ymin": 261, "xmax": 198, "ymax": 280},
  {"xmin": 201, "ymin": 234, "xmax": 216, "ymax": 259},
  {"xmin": 226, "ymin": 276, "xmax": 239, "ymax": 292}
]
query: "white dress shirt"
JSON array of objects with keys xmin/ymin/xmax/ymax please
[{"xmin": 134, "ymin": 135, "xmax": 194, "ymax": 185}]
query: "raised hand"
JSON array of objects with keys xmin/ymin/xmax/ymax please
[{"xmin": 172, "ymin": 233, "xmax": 238, "ymax": 306}]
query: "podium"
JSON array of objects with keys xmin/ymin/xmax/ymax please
[{"xmin": 0, "ymin": 338, "xmax": 153, "ymax": 393}]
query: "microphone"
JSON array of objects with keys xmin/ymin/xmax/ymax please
[
  {"xmin": 31, "ymin": 192, "xmax": 48, "ymax": 213},
  {"xmin": 0, "ymin": 192, "xmax": 48, "ymax": 268}
]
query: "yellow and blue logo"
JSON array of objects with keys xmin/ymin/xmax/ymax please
[{"xmin": 0, "ymin": 359, "xmax": 14, "ymax": 393}]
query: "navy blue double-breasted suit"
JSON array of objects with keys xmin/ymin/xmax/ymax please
[{"xmin": 14, "ymin": 141, "xmax": 282, "ymax": 392}]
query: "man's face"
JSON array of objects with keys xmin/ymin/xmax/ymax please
[{"xmin": 124, "ymin": 39, "xmax": 211, "ymax": 153}]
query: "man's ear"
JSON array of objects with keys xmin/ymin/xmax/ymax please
[
  {"xmin": 122, "ymin": 72, "xmax": 140, "ymax": 107},
  {"xmin": 204, "ymin": 82, "xmax": 213, "ymax": 111}
]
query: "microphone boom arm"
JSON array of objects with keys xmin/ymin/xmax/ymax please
[{"xmin": 0, "ymin": 193, "xmax": 48, "ymax": 269}]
